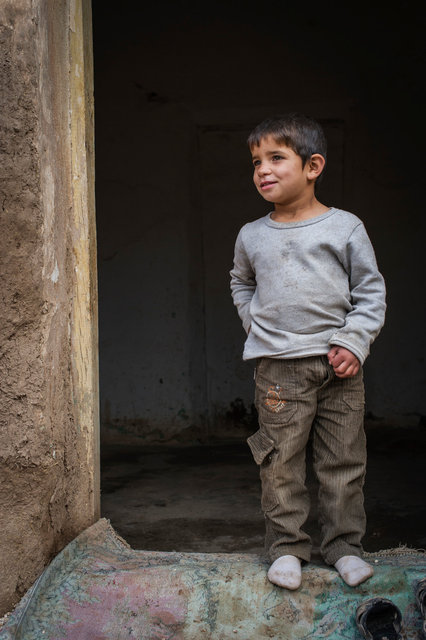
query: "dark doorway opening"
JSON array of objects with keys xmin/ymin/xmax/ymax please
[{"xmin": 93, "ymin": 1, "xmax": 426, "ymax": 557}]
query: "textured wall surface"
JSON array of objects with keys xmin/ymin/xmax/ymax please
[{"xmin": 0, "ymin": 0, "xmax": 98, "ymax": 615}]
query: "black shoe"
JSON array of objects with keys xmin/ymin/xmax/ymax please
[
  {"xmin": 416, "ymin": 578, "xmax": 426, "ymax": 640},
  {"xmin": 356, "ymin": 597, "xmax": 402, "ymax": 640}
]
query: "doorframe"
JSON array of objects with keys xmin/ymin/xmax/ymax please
[{"xmin": 70, "ymin": 0, "xmax": 100, "ymax": 518}]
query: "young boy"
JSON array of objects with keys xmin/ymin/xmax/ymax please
[{"xmin": 230, "ymin": 113, "xmax": 386, "ymax": 590}]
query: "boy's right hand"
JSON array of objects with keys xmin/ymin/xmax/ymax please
[{"xmin": 327, "ymin": 346, "xmax": 360, "ymax": 378}]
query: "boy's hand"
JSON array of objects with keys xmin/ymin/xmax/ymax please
[{"xmin": 327, "ymin": 346, "xmax": 360, "ymax": 378}]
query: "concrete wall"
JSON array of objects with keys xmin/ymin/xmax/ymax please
[
  {"xmin": 0, "ymin": 0, "xmax": 98, "ymax": 614},
  {"xmin": 94, "ymin": 2, "xmax": 425, "ymax": 443}
]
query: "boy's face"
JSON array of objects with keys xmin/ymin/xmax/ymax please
[{"xmin": 251, "ymin": 136, "xmax": 311, "ymax": 207}]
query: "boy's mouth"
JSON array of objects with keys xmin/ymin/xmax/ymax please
[{"xmin": 260, "ymin": 180, "xmax": 277, "ymax": 189}]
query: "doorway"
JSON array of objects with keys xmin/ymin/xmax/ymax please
[{"xmin": 92, "ymin": 0, "xmax": 426, "ymax": 556}]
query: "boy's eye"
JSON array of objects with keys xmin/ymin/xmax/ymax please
[
  {"xmin": 252, "ymin": 159, "xmax": 261, "ymax": 167},
  {"xmin": 272, "ymin": 155, "xmax": 283, "ymax": 161}
]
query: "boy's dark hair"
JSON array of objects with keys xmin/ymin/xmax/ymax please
[{"xmin": 248, "ymin": 113, "xmax": 327, "ymax": 185}]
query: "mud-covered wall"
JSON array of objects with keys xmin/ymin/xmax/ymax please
[
  {"xmin": 0, "ymin": 0, "xmax": 98, "ymax": 615},
  {"xmin": 94, "ymin": 2, "xmax": 425, "ymax": 443}
]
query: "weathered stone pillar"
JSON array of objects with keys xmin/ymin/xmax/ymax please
[{"xmin": 0, "ymin": 0, "xmax": 99, "ymax": 614}]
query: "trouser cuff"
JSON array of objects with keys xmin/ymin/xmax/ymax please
[
  {"xmin": 323, "ymin": 542, "xmax": 363, "ymax": 566},
  {"xmin": 269, "ymin": 544, "xmax": 311, "ymax": 564}
]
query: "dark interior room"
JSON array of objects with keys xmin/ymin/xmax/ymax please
[{"xmin": 92, "ymin": 1, "xmax": 426, "ymax": 558}]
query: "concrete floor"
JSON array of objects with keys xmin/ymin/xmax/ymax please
[{"xmin": 101, "ymin": 424, "xmax": 426, "ymax": 562}]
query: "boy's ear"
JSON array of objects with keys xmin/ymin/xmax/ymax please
[{"xmin": 307, "ymin": 154, "xmax": 326, "ymax": 180}]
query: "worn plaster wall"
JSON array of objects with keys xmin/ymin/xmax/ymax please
[
  {"xmin": 0, "ymin": 0, "xmax": 98, "ymax": 615},
  {"xmin": 94, "ymin": 2, "xmax": 425, "ymax": 444}
]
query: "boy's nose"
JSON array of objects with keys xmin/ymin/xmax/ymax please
[{"xmin": 258, "ymin": 164, "xmax": 271, "ymax": 176}]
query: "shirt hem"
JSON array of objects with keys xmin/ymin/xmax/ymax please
[{"xmin": 242, "ymin": 347, "xmax": 330, "ymax": 361}]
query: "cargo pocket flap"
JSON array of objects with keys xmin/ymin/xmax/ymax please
[{"xmin": 247, "ymin": 430, "xmax": 275, "ymax": 465}]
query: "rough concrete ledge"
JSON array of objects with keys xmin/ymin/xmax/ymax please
[{"xmin": 1, "ymin": 519, "xmax": 425, "ymax": 639}]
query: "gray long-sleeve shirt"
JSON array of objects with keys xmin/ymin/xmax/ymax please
[{"xmin": 230, "ymin": 208, "xmax": 386, "ymax": 364}]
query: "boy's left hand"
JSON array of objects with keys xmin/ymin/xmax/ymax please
[{"xmin": 327, "ymin": 346, "xmax": 360, "ymax": 378}]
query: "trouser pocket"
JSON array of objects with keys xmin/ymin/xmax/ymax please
[
  {"xmin": 247, "ymin": 429, "xmax": 278, "ymax": 512},
  {"xmin": 255, "ymin": 358, "xmax": 298, "ymax": 424},
  {"xmin": 341, "ymin": 370, "xmax": 365, "ymax": 410}
]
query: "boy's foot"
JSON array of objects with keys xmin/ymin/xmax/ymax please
[
  {"xmin": 267, "ymin": 555, "xmax": 302, "ymax": 590},
  {"xmin": 334, "ymin": 555, "xmax": 374, "ymax": 586}
]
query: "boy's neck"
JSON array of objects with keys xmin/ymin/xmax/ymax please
[{"xmin": 271, "ymin": 196, "xmax": 329, "ymax": 223}]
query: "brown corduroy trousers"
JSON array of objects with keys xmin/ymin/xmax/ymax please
[{"xmin": 248, "ymin": 356, "xmax": 367, "ymax": 565}]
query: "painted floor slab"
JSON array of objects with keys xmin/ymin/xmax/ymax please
[{"xmin": 1, "ymin": 519, "xmax": 425, "ymax": 639}]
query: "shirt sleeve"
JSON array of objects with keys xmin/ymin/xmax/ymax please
[
  {"xmin": 329, "ymin": 223, "xmax": 386, "ymax": 363},
  {"xmin": 230, "ymin": 229, "xmax": 256, "ymax": 334}
]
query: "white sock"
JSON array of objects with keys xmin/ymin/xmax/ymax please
[
  {"xmin": 334, "ymin": 555, "xmax": 374, "ymax": 587},
  {"xmin": 267, "ymin": 555, "xmax": 302, "ymax": 590}
]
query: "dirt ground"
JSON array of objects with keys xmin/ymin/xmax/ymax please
[{"xmin": 101, "ymin": 423, "xmax": 426, "ymax": 561}]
